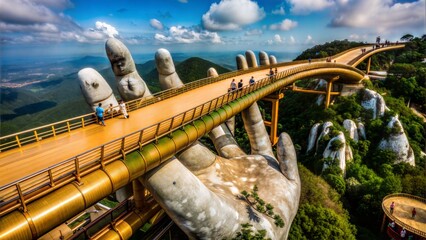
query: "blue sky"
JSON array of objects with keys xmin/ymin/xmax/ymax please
[{"xmin": 0, "ymin": 0, "xmax": 425, "ymax": 60}]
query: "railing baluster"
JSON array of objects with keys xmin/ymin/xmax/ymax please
[
  {"xmin": 138, "ymin": 130, "xmax": 144, "ymax": 145},
  {"xmin": 81, "ymin": 118, "xmax": 85, "ymax": 128},
  {"xmin": 74, "ymin": 157, "xmax": 81, "ymax": 184},
  {"xmin": 48, "ymin": 169, "xmax": 55, "ymax": 187},
  {"xmin": 15, "ymin": 135, "xmax": 22, "ymax": 148},
  {"xmin": 16, "ymin": 183, "xmax": 27, "ymax": 212},
  {"xmin": 67, "ymin": 122, "xmax": 71, "ymax": 133},
  {"xmin": 34, "ymin": 131, "xmax": 39, "ymax": 142},
  {"xmin": 121, "ymin": 138, "xmax": 126, "ymax": 160},
  {"xmin": 100, "ymin": 145, "xmax": 105, "ymax": 169},
  {"xmin": 52, "ymin": 126, "xmax": 56, "ymax": 137}
]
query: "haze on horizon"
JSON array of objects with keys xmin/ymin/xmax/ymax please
[{"xmin": 0, "ymin": 0, "xmax": 425, "ymax": 62}]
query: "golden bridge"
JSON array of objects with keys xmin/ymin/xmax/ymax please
[{"xmin": 0, "ymin": 44, "xmax": 404, "ymax": 239}]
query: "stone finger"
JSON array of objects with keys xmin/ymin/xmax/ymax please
[
  {"xmin": 276, "ymin": 132, "xmax": 299, "ymax": 181},
  {"xmin": 241, "ymin": 102, "xmax": 275, "ymax": 158},
  {"xmin": 259, "ymin": 51, "xmax": 270, "ymax": 66},
  {"xmin": 155, "ymin": 48, "xmax": 184, "ymax": 90},
  {"xmin": 105, "ymin": 38, "xmax": 151, "ymax": 101},
  {"xmin": 78, "ymin": 67, "xmax": 118, "ymax": 111},
  {"xmin": 245, "ymin": 50, "xmax": 258, "ymax": 68}
]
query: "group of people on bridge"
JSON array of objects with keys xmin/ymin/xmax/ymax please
[
  {"xmin": 229, "ymin": 76, "xmax": 257, "ymax": 93},
  {"xmin": 95, "ymin": 100, "xmax": 129, "ymax": 126}
]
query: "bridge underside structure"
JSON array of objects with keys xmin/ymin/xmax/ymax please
[{"xmin": 0, "ymin": 45, "xmax": 405, "ymax": 239}]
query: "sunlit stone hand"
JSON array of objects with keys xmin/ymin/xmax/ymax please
[
  {"xmin": 105, "ymin": 38, "xmax": 152, "ymax": 101},
  {"xmin": 78, "ymin": 68, "xmax": 118, "ymax": 111},
  {"xmin": 141, "ymin": 63, "xmax": 301, "ymax": 239}
]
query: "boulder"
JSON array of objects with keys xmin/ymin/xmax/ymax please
[
  {"xmin": 361, "ymin": 89, "xmax": 388, "ymax": 119},
  {"xmin": 378, "ymin": 116, "xmax": 415, "ymax": 166},
  {"xmin": 323, "ymin": 132, "xmax": 350, "ymax": 174},
  {"xmin": 343, "ymin": 119, "xmax": 358, "ymax": 142},
  {"xmin": 306, "ymin": 123, "xmax": 320, "ymax": 153}
]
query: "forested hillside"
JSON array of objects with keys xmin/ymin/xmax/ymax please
[{"xmin": 272, "ymin": 37, "xmax": 425, "ymax": 239}]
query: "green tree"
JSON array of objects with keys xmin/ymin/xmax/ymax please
[{"xmin": 289, "ymin": 204, "xmax": 356, "ymax": 240}]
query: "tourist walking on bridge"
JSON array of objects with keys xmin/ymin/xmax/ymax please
[
  {"xmin": 229, "ymin": 79, "xmax": 237, "ymax": 92},
  {"xmin": 119, "ymin": 100, "xmax": 129, "ymax": 119},
  {"xmin": 249, "ymin": 76, "xmax": 255, "ymax": 85},
  {"xmin": 95, "ymin": 103, "xmax": 106, "ymax": 126},
  {"xmin": 390, "ymin": 201, "xmax": 395, "ymax": 214},
  {"xmin": 238, "ymin": 79, "xmax": 243, "ymax": 90}
]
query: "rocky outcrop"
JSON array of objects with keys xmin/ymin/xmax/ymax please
[
  {"xmin": 378, "ymin": 116, "xmax": 415, "ymax": 166},
  {"xmin": 361, "ymin": 89, "xmax": 388, "ymax": 119},
  {"xmin": 357, "ymin": 122, "xmax": 366, "ymax": 140},
  {"xmin": 323, "ymin": 132, "xmax": 350, "ymax": 173},
  {"xmin": 306, "ymin": 123, "xmax": 320, "ymax": 153},
  {"xmin": 343, "ymin": 119, "xmax": 358, "ymax": 142},
  {"xmin": 313, "ymin": 79, "xmax": 327, "ymax": 106},
  {"xmin": 306, "ymin": 122, "xmax": 353, "ymax": 173}
]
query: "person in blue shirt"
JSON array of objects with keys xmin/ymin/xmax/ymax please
[
  {"xmin": 95, "ymin": 103, "xmax": 106, "ymax": 126},
  {"xmin": 249, "ymin": 76, "xmax": 255, "ymax": 85}
]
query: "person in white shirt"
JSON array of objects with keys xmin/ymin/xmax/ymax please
[{"xmin": 119, "ymin": 100, "xmax": 129, "ymax": 119}]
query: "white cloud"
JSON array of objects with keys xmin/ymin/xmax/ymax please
[
  {"xmin": 287, "ymin": 0, "xmax": 334, "ymax": 14},
  {"xmin": 245, "ymin": 29, "xmax": 263, "ymax": 36},
  {"xmin": 272, "ymin": 6, "xmax": 285, "ymax": 15},
  {"xmin": 150, "ymin": 18, "xmax": 164, "ymax": 30},
  {"xmin": 155, "ymin": 26, "xmax": 222, "ymax": 44},
  {"xmin": 202, "ymin": 0, "xmax": 265, "ymax": 31},
  {"xmin": 274, "ymin": 34, "xmax": 283, "ymax": 43},
  {"xmin": 269, "ymin": 19, "xmax": 298, "ymax": 31},
  {"xmin": 329, "ymin": 0, "xmax": 425, "ymax": 34},
  {"xmin": 305, "ymin": 35, "xmax": 313, "ymax": 44},
  {"xmin": 0, "ymin": 0, "xmax": 120, "ymax": 44},
  {"xmin": 289, "ymin": 35, "xmax": 296, "ymax": 44},
  {"xmin": 93, "ymin": 21, "xmax": 118, "ymax": 38}
]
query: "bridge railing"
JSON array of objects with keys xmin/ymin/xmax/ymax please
[
  {"xmin": 382, "ymin": 193, "xmax": 426, "ymax": 238},
  {"xmin": 0, "ymin": 45, "xmax": 370, "ymax": 152},
  {"xmin": 0, "ymin": 62, "xmax": 366, "ymax": 217}
]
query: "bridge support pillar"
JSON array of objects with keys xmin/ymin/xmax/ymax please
[
  {"xmin": 262, "ymin": 92, "xmax": 284, "ymax": 145},
  {"xmin": 325, "ymin": 76, "xmax": 340, "ymax": 109},
  {"xmin": 133, "ymin": 179, "xmax": 148, "ymax": 209},
  {"xmin": 366, "ymin": 57, "xmax": 372, "ymax": 74}
]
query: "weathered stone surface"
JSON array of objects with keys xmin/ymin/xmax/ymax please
[
  {"xmin": 269, "ymin": 55, "xmax": 277, "ymax": 65},
  {"xmin": 323, "ymin": 132, "xmax": 350, "ymax": 173},
  {"xmin": 306, "ymin": 123, "xmax": 320, "ymax": 153},
  {"xmin": 357, "ymin": 122, "xmax": 366, "ymax": 140},
  {"xmin": 361, "ymin": 89, "xmax": 388, "ymax": 119},
  {"xmin": 236, "ymin": 54, "xmax": 248, "ymax": 70},
  {"xmin": 78, "ymin": 68, "xmax": 118, "ymax": 111},
  {"xmin": 259, "ymin": 51, "xmax": 270, "ymax": 66},
  {"xmin": 155, "ymin": 48, "xmax": 184, "ymax": 90},
  {"xmin": 343, "ymin": 119, "xmax": 359, "ymax": 142},
  {"xmin": 378, "ymin": 116, "xmax": 415, "ymax": 166},
  {"xmin": 245, "ymin": 50, "xmax": 258, "ymax": 68},
  {"xmin": 105, "ymin": 38, "xmax": 151, "ymax": 101},
  {"xmin": 316, "ymin": 121, "xmax": 333, "ymax": 153}
]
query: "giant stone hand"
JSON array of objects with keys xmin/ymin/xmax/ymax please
[
  {"xmin": 78, "ymin": 40, "xmax": 301, "ymax": 239},
  {"xmin": 141, "ymin": 51, "xmax": 301, "ymax": 239}
]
